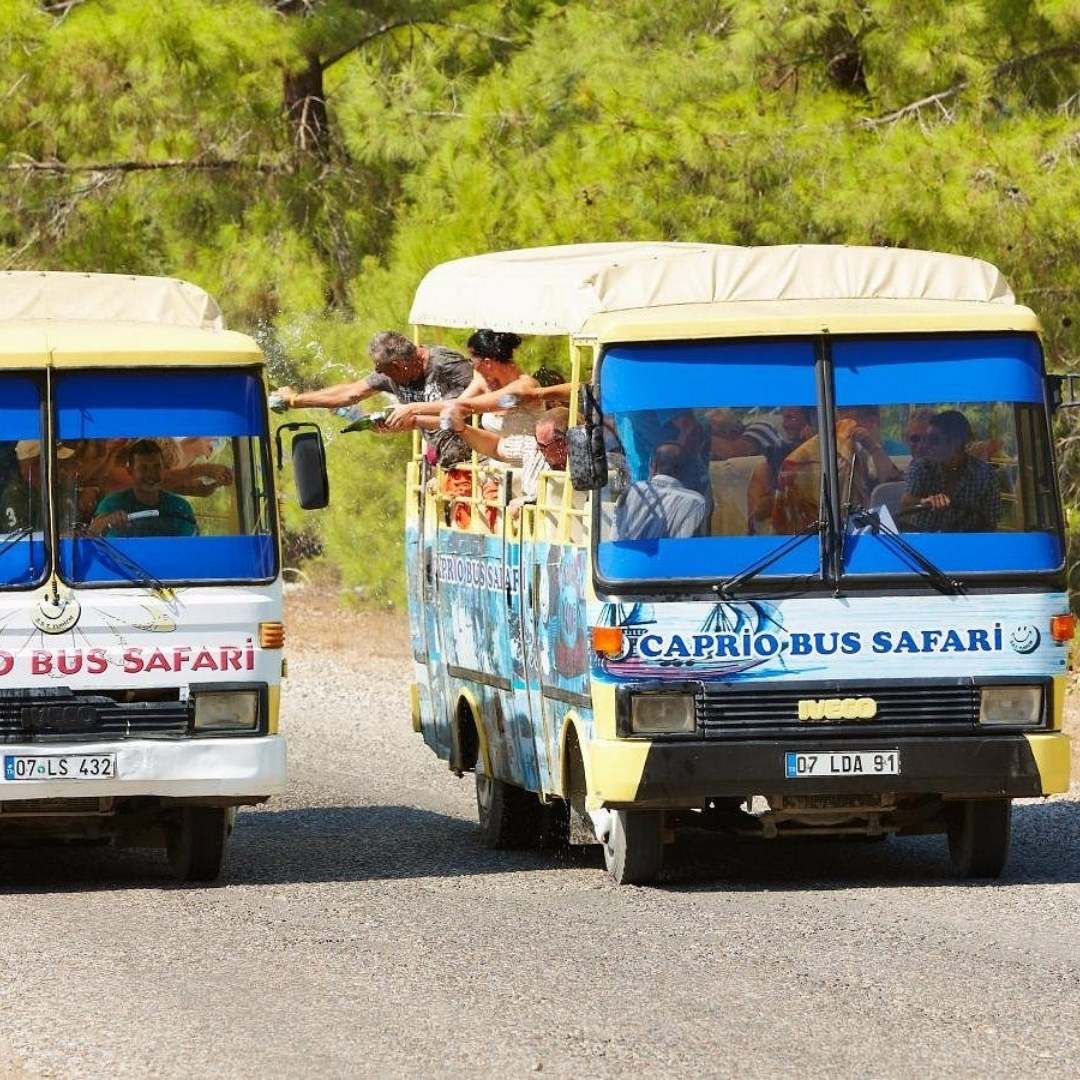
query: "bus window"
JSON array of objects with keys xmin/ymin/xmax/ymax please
[
  {"xmin": 53, "ymin": 369, "xmax": 276, "ymax": 585},
  {"xmin": 834, "ymin": 334, "xmax": 1062, "ymax": 575},
  {"xmin": 597, "ymin": 338, "xmax": 819, "ymax": 584},
  {"xmin": 0, "ymin": 374, "xmax": 47, "ymax": 588}
]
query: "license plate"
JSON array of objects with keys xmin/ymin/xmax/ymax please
[
  {"xmin": 785, "ymin": 750, "xmax": 900, "ymax": 778},
  {"xmin": 3, "ymin": 754, "xmax": 117, "ymax": 781}
]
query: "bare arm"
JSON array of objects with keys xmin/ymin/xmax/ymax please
[
  {"xmin": 275, "ymin": 377, "xmax": 380, "ymax": 410},
  {"xmin": 413, "ymin": 416, "xmax": 507, "ymax": 461},
  {"xmin": 443, "ymin": 374, "xmax": 541, "ymax": 416}
]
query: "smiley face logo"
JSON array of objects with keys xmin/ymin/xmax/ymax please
[{"xmin": 1009, "ymin": 625, "xmax": 1041, "ymax": 654}]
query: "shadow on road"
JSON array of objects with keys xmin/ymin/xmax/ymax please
[
  {"xmin": 0, "ymin": 797, "xmax": 1073, "ymax": 892},
  {"xmin": 0, "ymin": 802, "xmax": 582, "ymax": 892},
  {"xmin": 227, "ymin": 802, "xmax": 597, "ymax": 886},
  {"xmin": 658, "ymin": 798, "xmax": 1080, "ymax": 890}
]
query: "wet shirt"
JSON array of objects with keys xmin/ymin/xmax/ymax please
[
  {"xmin": 904, "ymin": 454, "xmax": 1001, "ymax": 532},
  {"xmin": 366, "ymin": 345, "xmax": 472, "ymax": 466},
  {"xmin": 95, "ymin": 489, "xmax": 198, "ymax": 537}
]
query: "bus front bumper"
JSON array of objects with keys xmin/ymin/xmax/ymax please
[
  {"xmin": 0, "ymin": 735, "xmax": 286, "ymax": 802},
  {"xmin": 587, "ymin": 733, "xmax": 1070, "ymax": 809}
]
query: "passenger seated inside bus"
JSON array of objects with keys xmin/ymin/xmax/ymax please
[
  {"xmin": 0, "ymin": 441, "xmax": 75, "ymax": 531},
  {"xmin": 606, "ymin": 398, "xmax": 1026, "ymax": 541},
  {"xmin": 899, "ymin": 409, "xmax": 1002, "ymax": 532},
  {"xmin": 88, "ymin": 439, "xmax": 198, "ymax": 537},
  {"xmin": 66, "ymin": 436, "xmax": 233, "ymax": 520},
  {"xmin": 613, "ymin": 442, "xmax": 709, "ymax": 540}
]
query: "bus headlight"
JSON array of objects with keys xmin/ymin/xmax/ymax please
[
  {"xmin": 194, "ymin": 691, "xmax": 259, "ymax": 731},
  {"xmin": 979, "ymin": 685, "xmax": 1042, "ymax": 726},
  {"xmin": 630, "ymin": 693, "xmax": 696, "ymax": 735}
]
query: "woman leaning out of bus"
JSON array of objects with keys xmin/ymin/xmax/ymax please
[{"xmin": 383, "ymin": 329, "xmax": 556, "ymax": 435}]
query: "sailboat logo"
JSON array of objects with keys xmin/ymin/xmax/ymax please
[{"xmin": 594, "ymin": 601, "xmax": 787, "ymax": 680}]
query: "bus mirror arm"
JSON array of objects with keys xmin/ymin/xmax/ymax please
[
  {"xmin": 274, "ymin": 422, "xmax": 330, "ymax": 511},
  {"xmin": 1048, "ymin": 372, "xmax": 1080, "ymax": 412}
]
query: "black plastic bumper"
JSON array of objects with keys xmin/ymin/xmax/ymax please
[{"xmin": 629, "ymin": 735, "xmax": 1044, "ymax": 806}]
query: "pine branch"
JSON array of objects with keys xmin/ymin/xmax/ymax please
[
  {"xmin": 1, "ymin": 158, "xmax": 287, "ymax": 174},
  {"xmin": 320, "ymin": 20, "xmax": 416, "ymax": 71},
  {"xmin": 862, "ymin": 43, "xmax": 1080, "ymax": 128},
  {"xmin": 320, "ymin": 19, "xmax": 516, "ymax": 72}
]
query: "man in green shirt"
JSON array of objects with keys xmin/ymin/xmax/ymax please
[{"xmin": 90, "ymin": 440, "xmax": 197, "ymax": 538}]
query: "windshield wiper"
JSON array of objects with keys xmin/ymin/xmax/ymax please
[
  {"xmin": 715, "ymin": 519, "xmax": 824, "ymax": 598},
  {"xmin": 841, "ymin": 504, "xmax": 963, "ymax": 595},
  {"xmin": 73, "ymin": 527, "xmax": 174, "ymax": 602},
  {"xmin": 0, "ymin": 526, "xmax": 35, "ymax": 562}
]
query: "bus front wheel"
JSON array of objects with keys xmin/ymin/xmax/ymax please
[
  {"xmin": 946, "ymin": 798, "xmax": 1012, "ymax": 879},
  {"xmin": 167, "ymin": 807, "xmax": 229, "ymax": 883},
  {"xmin": 603, "ymin": 810, "xmax": 664, "ymax": 885},
  {"xmin": 475, "ymin": 769, "xmax": 545, "ymax": 849}
]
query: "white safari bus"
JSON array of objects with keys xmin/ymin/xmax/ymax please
[{"xmin": 0, "ymin": 272, "xmax": 327, "ymax": 880}]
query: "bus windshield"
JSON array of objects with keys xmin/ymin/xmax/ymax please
[
  {"xmin": 596, "ymin": 334, "xmax": 1062, "ymax": 586},
  {"xmin": 53, "ymin": 369, "xmax": 276, "ymax": 585}
]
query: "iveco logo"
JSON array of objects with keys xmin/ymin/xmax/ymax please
[{"xmin": 797, "ymin": 697, "xmax": 878, "ymax": 721}]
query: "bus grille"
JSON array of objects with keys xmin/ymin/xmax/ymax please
[
  {"xmin": 696, "ymin": 682, "xmax": 979, "ymax": 738},
  {"xmin": 0, "ymin": 690, "xmax": 191, "ymax": 742}
]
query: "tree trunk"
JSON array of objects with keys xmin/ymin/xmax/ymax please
[{"xmin": 283, "ymin": 52, "xmax": 330, "ymax": 159}]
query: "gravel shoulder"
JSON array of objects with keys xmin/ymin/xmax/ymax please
[{"xmin": 0, "ymin": 597, "xmax": 1078, "ymax": 1079}]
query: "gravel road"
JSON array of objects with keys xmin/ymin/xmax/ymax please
[{"xmin": 1, "ymin": 610, "xmax": 1079, "ymax": 1079}]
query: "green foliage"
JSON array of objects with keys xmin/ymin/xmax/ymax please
[{"xmin": 2, "ymin": 0, "xmax": 1079, "ymax": 604}]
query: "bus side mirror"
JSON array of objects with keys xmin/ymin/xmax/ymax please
[
  {"xmin": 275, "ymin": 423, "xmax": 330, "ymax": 510},
  {"xmin": 1049, "ymin": 372, "xmax": 1080, "ymax": 412},
  {"xmin": 568, "ymin": 384, "xmax": 609, "ymax": 491},
  {"xmin": 567, "ymin": 426, "xmax": 608, "ymax": 491}
]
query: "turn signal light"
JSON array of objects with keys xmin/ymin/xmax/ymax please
[
  {"xmin": 1050, "ymin": 614, "xmax": 1076, "ymax": 644},
  {"xmin": 591, "ymin": 625, "xmax": 624, "ymax": 657},
  {"xmin": 259, "ymin": 621, "xmax": 285, "ymax": 649}
]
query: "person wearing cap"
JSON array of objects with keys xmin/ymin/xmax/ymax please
[{"xmin": 0, "ymin": 441, "xmax": 75, "ymax": 532}]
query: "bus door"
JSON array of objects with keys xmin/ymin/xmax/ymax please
[
  {"xmin": 411, "ymin": 458, "xmax": 453, "ymax": 757},
  {"xmin": 508, "ymin": 503, "xmax": 556, "ymax": 796}
]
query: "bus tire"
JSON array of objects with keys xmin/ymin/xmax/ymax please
[
  {"xmin": 475, "ymin": 769, "xmax": 545, "ymax": 849},
  {"xmin": 603, "ymin": 810, "xmax": 664, "ymax": 885},
  {"xmin": 946, "ymin": 798, "xmax": 1011, "ymax": 879},
  {"xmin": 167, "ymin": 807, "xmax": 229, "ymax": 883}
]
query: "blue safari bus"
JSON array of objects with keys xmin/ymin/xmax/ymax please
[{"xmin": 402, "ymin": 243, "xmax": 1072, "ymax": 884}]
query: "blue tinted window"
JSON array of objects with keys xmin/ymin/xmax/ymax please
[
  {"xmin": 598, "ymin": 340, "xmax": 820, "ymax": 583},
  {"xmin": 0, "ymin": 375, "xmax": 46, "ymax": 587},
  {"xmin": 54, "ymin": 370, "xmax": 275, "ymax": 585}
]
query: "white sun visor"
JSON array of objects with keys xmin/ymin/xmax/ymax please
[
  {"xmin": 408, "ymin": 242, "xmax": 1016, "ymax": 336},
  {"xmin": 0, "ymin": 271, "xmax": 225, "ymax": 330}
]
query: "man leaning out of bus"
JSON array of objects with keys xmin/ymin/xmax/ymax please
[{"xmin": 272, "ymin": 330, "xmax": 473, "ymax": 469}]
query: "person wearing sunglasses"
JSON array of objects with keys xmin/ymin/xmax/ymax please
[
  {"xmin": 899, "ymin": 410, "xmax": 1001, "ymax": 532},
  {"xmin": 904, "ymin": 408, "xmax": 935, "ymax": 461}
]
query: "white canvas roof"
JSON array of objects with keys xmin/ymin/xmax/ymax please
[
  {"xmin": 0, "ymin": 271, "xmax": 225, "ymax": 330},
  {"xmin": 408, "ymin": 243, "xmax": 1016, "ymax": 335}
]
